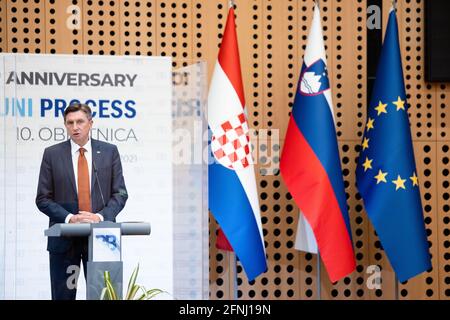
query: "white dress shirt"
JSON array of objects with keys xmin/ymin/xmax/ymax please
[{"xmin": 65, "ymin": 139, "xmax": 104, "ymax": 223}]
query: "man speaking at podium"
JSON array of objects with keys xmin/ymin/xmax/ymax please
[{"xmin": 35, "ymin": 103, "xmax": 128, "ymax": 300}]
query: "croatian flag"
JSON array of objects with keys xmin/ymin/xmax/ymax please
[
  {"xmin": 208, "ymin": 7, "xmax": 267, "ymax": 281},
  {"xmin": 280, "ymin": 4, "xmax": 356, "ymax": 282}
]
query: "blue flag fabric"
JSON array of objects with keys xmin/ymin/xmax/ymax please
[{"xmin": 356, "ymin": 9, "xmax": 431, "ymax": 282}]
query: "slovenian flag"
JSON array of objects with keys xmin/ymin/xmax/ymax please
[
  {"xmin": 280, "ymin": 4, "xmax": 356, "ymax": 282},
  {"xmin": 208, "ymin": 7, "xmax": 267, "ymax": 281}
]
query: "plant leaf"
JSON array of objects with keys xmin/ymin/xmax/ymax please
[
  {"xmin": 104, "ymin": 270, "xmax": 110, "ymax": 285},
  {"xmin": 100, "ymin": 287, "xmax": 107, "ymax": 300},
  {"xmin": 127, "ymin": 285, "xmax": 140, "ymax": 300},
  {"xmin": 137, "ymin": 287, "xmax": 164, "ymax": 300},
  {"xmin": 126, "ymin": 264, "xmax": 139, "ymax": 299},
  {"xmin": 105, "ymin": 275, "xmax": 117, "ymax": 300},
  {"xmin": 102, "ymin": 270, "xmax": 114, "ymax": 300}
]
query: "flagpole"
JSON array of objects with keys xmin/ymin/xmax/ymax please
[
  {"xmin": 225, "ymin": 0, "xmax": 237, "ymax": 301},
  {"xmin": 392, "ymin": 0, "xmax": 397, "ymax": 11},
  {"xmin": 317, "ymin": 252, "xmax": 321, "ymax": 300},
  {"xmin": 314, "ymin": 0, "xmax": 322, "ymax": 300}
]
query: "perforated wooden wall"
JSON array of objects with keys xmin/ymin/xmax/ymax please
[{"xmin": 1, "ymin": 0, "xmax": 449, "ymax": 300}]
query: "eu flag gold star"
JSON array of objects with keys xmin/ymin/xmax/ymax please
[
  {"xmin": 362, "ymin": 137, "xmax": 370, "ymax": 150},
  {"xmin": 366, "ymin": 118, "xmax": 374, "ymax": 131},
  {"xmin": 392, "ymin": 175, "xmax": 406, "ymax": 190},
  {"xmin": 374, "ymin": 170, "xmax": 388, "ymax": 184},
  {"xmin": 375, "ymin": 101, "xmax": 388, "ymax": 116},
  {"xmin": 362, "ymin": 157, "xmax": 373, "ymax": 172},
  {"xmin": 410, "ymin": 172, "xmax": 419, "ymax": 186},
  {"xmin": 393, "ymin": 96, "xmax": 406, "ymax": 111}
]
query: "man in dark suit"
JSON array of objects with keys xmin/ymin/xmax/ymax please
[{"xmin": 36, "ymin": 103, "xmax": 128, "ymax": 300}]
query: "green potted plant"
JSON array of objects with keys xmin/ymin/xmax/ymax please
[{"xmin": 100, "ymin": 264, "xmax": 164, "ymax": 300}]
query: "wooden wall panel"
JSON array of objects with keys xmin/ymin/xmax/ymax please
[
  {"xmin": 155, "ymin": 0, "xmax": 194, "ymax": 67},
  {"xmin": 334, "ymin": 1, "xmax": 366, "ymax": 141},
  {"xmin": 234, "ymin": 0, "xmax": 264, "ymax": 298},
  {"xmin": 398, "ymin": 142, "xmax": 439, "ymax": 299},
  {"xmin": 1, "ymin": 0, "xmax": 449, "ymax": 300},
  {"xmin": 6, "ymin": 0, "xmax": 45, "ymax": 53},
  {"xmin": 192, "ymin": 0, "xmax": 212, "ymax": 74},
  {"xmin": 235, "ymin": 0, "xmax": 263, "ymax": 132},
  {"xmin": 209, "ymin": 214, "xmax": 234, "ymax": 299},
  {"xmin": 397, "ymin": 1, "xmax": 436, "ymax": 141},
  {"xmin": 195, "ymin": 0, "xmax": 227, "ymax": 83},
  {"xmin": 82, "ymin": 0, "xmax": 120, "ymax": 55},
  {"xmin": 437, "ymin": 84, "xmax": 450, "ymax": 141},
  {"xmin": 0, "ymin": 0, "xmax": 6, "ymax": 53},
  {"xmin": 45, "ymin": 0, "xmax": 83, "ymax": 54},
  {"xmin": 437, "ymin": 142, "xmax": 450, "ymax": 299},
  {"xmin": 261, "ymin": 1, "xmax": 290, "ymax": 138},
  {"xmin": 119, "ymin": 0, "xmax": 156, "ymax": 56},
  {"xmin": 436, "ymin": 84, "xmax": 450, "ymax": 300}
]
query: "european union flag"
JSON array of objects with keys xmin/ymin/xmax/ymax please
[{"xmin": 356, "ymin": 9, "xmax": 431, "ymax": 282}]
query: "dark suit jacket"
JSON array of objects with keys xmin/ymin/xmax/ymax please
[{"xmin": 36, "ymin": 139, "xmax": 128, "ymax": 253}]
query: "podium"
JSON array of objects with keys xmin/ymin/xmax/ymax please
[{"xmin": 45, "ymin": 221, "xmax": 151, "ymax": 300}]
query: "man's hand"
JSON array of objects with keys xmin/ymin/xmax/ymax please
[{"xmin": 69, "ymin": 211, "xmax": 101, "ymax": 223}]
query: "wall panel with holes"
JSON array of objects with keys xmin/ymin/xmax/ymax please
[
  {"xmin": 0, "ymin": 1, "xmax": 6, "ymax": 53},
  {"xmin": 156, "ymin": 1, "xmax": 193, "ymax": 67},
  {"xmin": 82, "ymin": 0, "xmax": 120, "ymax": 55},
  {"xmin": 119, "ymin": 1, "xmax": 155, "ymax": 56},
  {"xmin": 6, "ymin": 1, "xmax": 45, "ymax": 53},
  {"xmin": 45, "ymin": 0, "xmax": 83, "ymax": 54},
  {"xmin": 438, "ymin": 142, "xmax": 450, "ymax": 298},
  {"xmin": 2, "ymin": 0, "xmax": 449, "ymax": 300}
]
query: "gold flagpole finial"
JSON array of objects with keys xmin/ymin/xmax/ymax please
[
  {"xmin": 315, "ymin": 0, "xmax": 320, "ymax": 9},
  {"xmin": 392, "ymin": 0, "xmax": 397, "ymax": 11},
  {"xmin": 229, "ymin": 0, "xmax": 235, "ymax": 9}
]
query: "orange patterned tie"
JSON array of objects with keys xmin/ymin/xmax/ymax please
[{"xmin": 78, "ymin": 147, "xmax": 91, "ymax": 212}]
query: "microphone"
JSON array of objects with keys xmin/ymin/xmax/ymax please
[{"xmin": 92, "ymin": 158, "xmax": 106, "ymax": 209}]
